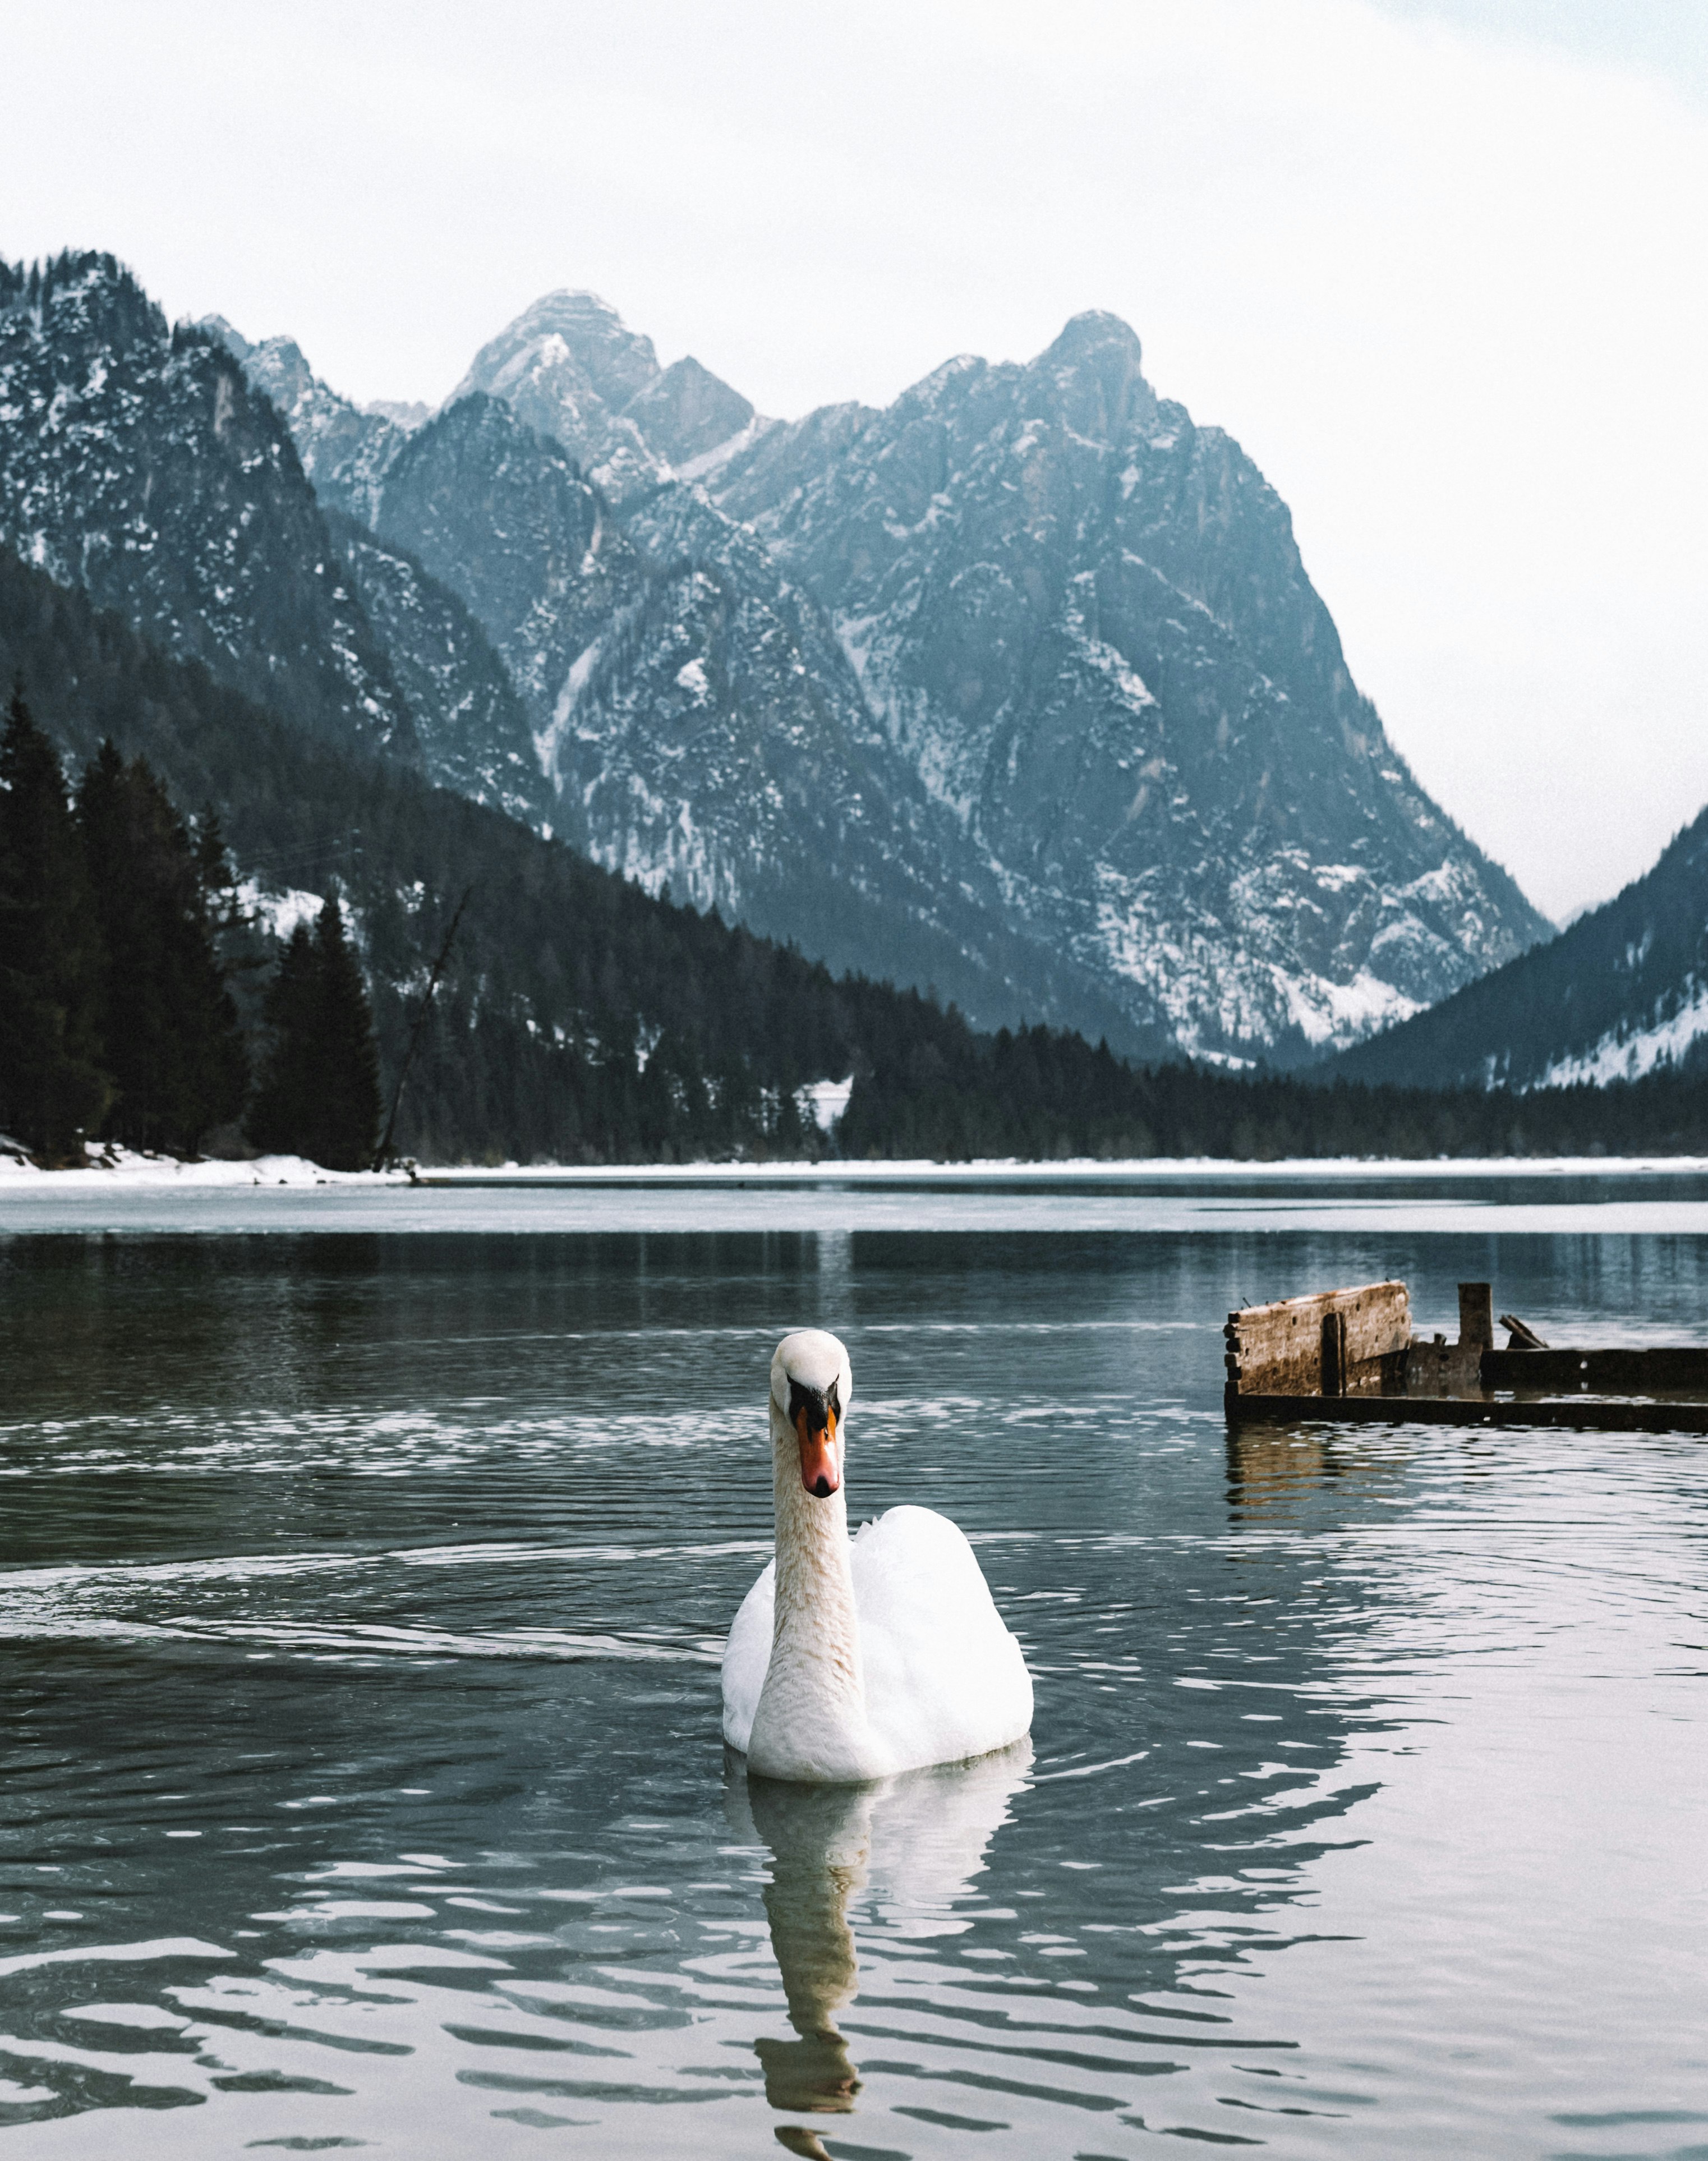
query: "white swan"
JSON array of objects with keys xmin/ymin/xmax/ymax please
[{"xmin": 722, "ymin": 1329, "xmax": 1033, "ymax": 1783}]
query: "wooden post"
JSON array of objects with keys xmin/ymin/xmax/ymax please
[
  {"xmin": 1458, "ymin": 1282, "xmax": 1494, "ymax": 1352},
  {"xmin": 1320, "ymin": 1311, "xmax": 1348, "ymax": 1396}
]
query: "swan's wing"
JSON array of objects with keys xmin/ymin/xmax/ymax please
[
  {"xmin": 852, "ymin": 1506, "xmax": 1033, "ymax": 1773},
  {"xmin": 721, "ymin": 1557, "xmax": 775, "ymax": 1753}
]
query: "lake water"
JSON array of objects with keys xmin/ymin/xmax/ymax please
[{"xmin": 1, "ymin": 1167, "xmax": 1705, "ymax": 2158}]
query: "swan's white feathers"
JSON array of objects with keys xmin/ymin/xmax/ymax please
[
  {"xmin": 771, "ymin": 1328, "xmax": 853, "ymax": 1415},
  {"xmin": 725, "ymin": 1329, "xmax": 1033, "ymax": 1782},
  {"xmin": 721, "ymin": 1558, "xmax": 775, "ymax": 1753},
  {"xmin": 721, "ymin": 1503, "xmax": 1033, "ymax": 1773}
]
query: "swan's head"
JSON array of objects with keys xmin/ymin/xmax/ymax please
[{"xmin": 771, "ymin": 1330, "xmax": 853, "ymax": 1502}]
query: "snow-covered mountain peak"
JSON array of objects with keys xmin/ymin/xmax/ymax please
[
  {"xmin": 1028, "ymin": 310, "xmax": 1155, "ymax": 445},
  {"xmin": 455, "ymin": 289, "xmax": 659, "ymax": 413},
  {"xmin": 449, "ymin": 291, "xmax": 758, "ymax": 498},
  {"xmin": 624, "ymin": 355, "xmax": 755, "ymax": 469}
]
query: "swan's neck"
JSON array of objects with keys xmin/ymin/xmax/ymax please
[{"xmin": 748, "ymin": 1402, "xmax": 871, "ymax": 1780}]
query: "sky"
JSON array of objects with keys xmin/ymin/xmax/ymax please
[{"xmin": 4, "ymin": 0, "xmax": 1705, "ymax": 922}]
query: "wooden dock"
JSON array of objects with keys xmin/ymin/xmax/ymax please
[{"xmin": 1224, "ymin": 1280, "xmax": 1708, "ymax": 1433}]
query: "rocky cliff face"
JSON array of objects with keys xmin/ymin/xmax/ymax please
[
  {"xmin": 204, "ymin": 318, "xmax": 411, "ymax": 527},
  {"xmin": 448, "ymin": 291, "xmax": 754, "ymax": 499},
  {"xmin": 711, "ymin": 311, "xmax": 1548, "ymax": 1059},
  {"xmin": 372, "ymin": 391, "xmax": 648, "ymax": 728},
  {"xmin": 324, "ymin": 511, "xmax": 549, "ymax": 826},
  {"xmin": 0, "ymin": 255, "xmax": 415, "ymax": 757}
]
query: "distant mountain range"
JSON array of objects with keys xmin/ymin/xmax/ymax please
[
  {"xmin": 1, "ymin": 251, "xmax": 1550, "ymax": 1062},
  {"xmin": 1336, "ymin": 802, "xmax": 1708, "ymax": 1091}
]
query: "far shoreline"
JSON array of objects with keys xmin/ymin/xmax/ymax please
[{"xmin": 7, "ymin": 1151, "xmax": 1708, "ymax": 1190}]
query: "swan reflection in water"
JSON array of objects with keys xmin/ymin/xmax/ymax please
[{"xmin": 728, "ymin": 1739, "xmax": 1033, "ymax": 2145}]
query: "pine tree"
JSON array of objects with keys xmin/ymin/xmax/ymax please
[
  {"xmin": 312, "ymin": 893, "xmax": 382, "ymax": 1169},
  {"xmin": 0, "ymin": 687, "xmax": 110, "ymax": 1160},
  {"xmin": 247, "ymin": 891, "xmax": 381, "ymax": 1170},
  {"xmin": 77, "ymin": 742, "xmax": 247, "ymax": 1152},
  {"xmin": 246, "ymin": 921, "xmax": 320, "ymax": 1159}
]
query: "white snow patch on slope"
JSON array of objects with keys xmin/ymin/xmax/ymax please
[
  {"xmin": 798, "ymin": 1076, "xmax": 854, "ymax": 1132},
  {"xmin": 236, "ymin": 880, "xmax": 323, "ymax": 940},
  {"xmin": 1276, "ymin": 968, "xmax": 1424, "ymax": 1049},
  {"xmin": 674, "ymin": 415, "xmax": 774, "ymax": 484},
  {"xmin": 1537, "ymin": 982, "xmax": 1708, "ymax": 1088}
]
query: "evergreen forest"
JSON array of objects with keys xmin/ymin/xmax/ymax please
[
  {"xmin": 4, "ymin": 542, "xmax": 1707, "ymax": 1167},
  {"xmin": 0, "ymin": 690, "xmax": 382, "ymax": 1166}
]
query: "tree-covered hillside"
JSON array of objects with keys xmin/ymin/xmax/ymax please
[
  {"xmin": 1336, "ymin": 804, "xmax": 1708, "ymax": 1092},
  {"xmin": 0, "ymin": 544, "xmax": 888, "ymax": 1162},
  {"xmin": 6, "ymin": 542, "xmax": 1705, "ymax": 1165}
]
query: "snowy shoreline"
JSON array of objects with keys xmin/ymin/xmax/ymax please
[
  {"xmin": 5, "ymin": 1149, "xmax": 1708, "ymax": 1189},
  {"xmin": 0, "ymin": 1146, "xmax": 403, "ymax": 1187}
]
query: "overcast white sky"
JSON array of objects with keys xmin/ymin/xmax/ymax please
[{"xmin": 4, "ymin": 0, "xmax": 1705, "ymax": 921}]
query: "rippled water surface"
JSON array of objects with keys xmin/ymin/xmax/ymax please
[{"xmin": 1, "ymin": 1172, "xmax": 1706, "ymax": 2157}]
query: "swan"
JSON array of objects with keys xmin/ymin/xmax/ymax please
[{"xmin": 721, "ymin": 1328, "xmax": 1033, "ymax": 1783}]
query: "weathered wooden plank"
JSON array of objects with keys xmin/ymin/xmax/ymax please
[
  {"xmin": 1480, "ymin": 1346, "xmax": 1708, "ymax": 1392},
  {"xmin": 1225, "ymin": 1281, "xmax": 1410, "ymax": 1395},
  {"xmin": 1320, "ymin": 1311, "xmax": 1348, "ymax": 1397},
  {"xmin": 1499, "ymin": 1313, "xmax": 1550, "ymax": 1350},
  {"xmin": 1400, "ymin": 1341, "xmax": 1486, "ymax": 1397},
  {"xmin": 1458, "ymin": 1282, "xmax": 1494, "ymax": 1351},
  {"xmin": 1224, "ymin": 1386, "xmax": 1708, "ymax": 1436}
]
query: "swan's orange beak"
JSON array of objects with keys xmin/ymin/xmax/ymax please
[{"xmin": 795, "ymin": 1404, "xmax": 841, "ymax": 1498}]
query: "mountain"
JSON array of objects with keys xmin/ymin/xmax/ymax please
[
  {"xmin": 188, "ymin": 313, "xmax": 1127, "ymax": 1036},
  {"xmin": 0, "ymin": 257, "xmax": 547, "ymax": 822},
  {"xmin": 10, "ymin": 542, "xmax": 1701, "ymax": 1167},
  {"xmin": 413, "ymin": 291, "xmax": 1548, "ymax": 1060},
  {"xmin": 0, "ymin": 255, "xmax": 415, "ymax": 757},
  {"xmin": 1335, "ymin": 803, "xmax": 1708, "ymax": 1090},
  {"xmin": 24, "ymin": 257, "xmax": 1548, "ymax": 1060},
  {"xmin": 709, "ymin": 311, "xmax": 1549, "ymax": 1061},
  {"xmin": 449, "ymin": 291, "xmax": 756, "ymax": 498},
  {"xmin": 323, "ymin": 510, "xmax": 549, "ymax": 826}
]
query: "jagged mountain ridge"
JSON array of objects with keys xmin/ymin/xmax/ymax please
[
  {"xmin": 1335, "ymin": 803, "xmax": 1708, "ymax": 1091},
  {"xmin": 450, "ymin": 291, "xmax": 757, "ymax": 499},
  {"xmin": 343, "ymin": 286, "xmax": 1548, "ymax": 1058},
  {"xmin": 12, "ymin": 255, "xmax": 1548, "ymax": 1060},
  {"xmin": 709, "ymin": 310, "xmax": 1549, "ymax": 1058},
  {"xmin": 197, "ymin": 320, "xmax": 1142, "ymax": 1041},
  {"xmin": 0, "ymin": 256, "xmax": 547, "ymax": 825},
  {"xmin": 0, "ymin": 255, "xmax": 415, "ymax": 757}
]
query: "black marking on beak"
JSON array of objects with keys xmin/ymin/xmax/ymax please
[{"xmin": 788, "ymin": 1378, "xmax": 839, "ymax": 1434}]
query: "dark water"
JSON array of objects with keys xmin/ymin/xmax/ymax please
[{"xmin": 1, "ymin": 1181, "xmax": 1706, "ymax": 2157}]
